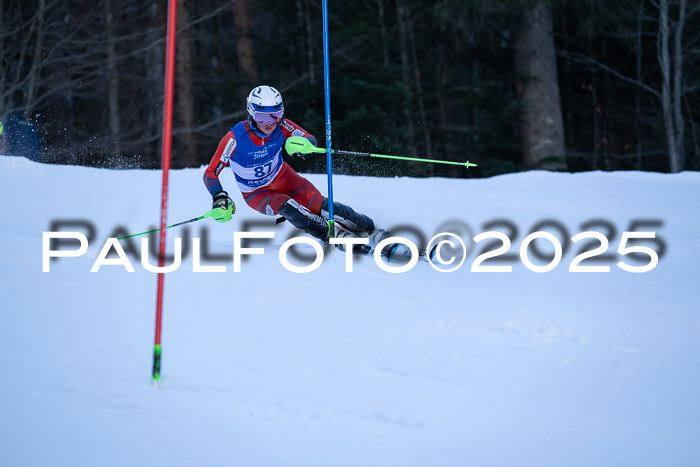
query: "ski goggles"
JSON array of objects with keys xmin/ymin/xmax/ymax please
[{"xmin": 253, "ymin": 110, "xmax": 284, "ymax": 125}]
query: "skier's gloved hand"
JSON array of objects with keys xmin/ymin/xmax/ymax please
[
  {"xmin": 290, "ymin": 151, "xmax": 307, "ymax": 161},
  {"xmin": 211, "ymin": 191, "xmax": 235, "ymax": 222}
]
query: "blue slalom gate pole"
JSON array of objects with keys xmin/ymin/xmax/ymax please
[{"xmin": 322, "ymin": 0, "xmax": 334, "ymax": 238}]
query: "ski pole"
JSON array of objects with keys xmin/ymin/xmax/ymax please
[
  {"xmin": 285, "ymin": 136, "xmax": 478, "ymax": 169},
  {"xmin": 117, "ymin": 211, "xmax": 213, "ymax": 240}
]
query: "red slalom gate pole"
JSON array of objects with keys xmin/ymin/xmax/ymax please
[{"xmin": 153, "ymin": 0, "xmax": 178, "ymax": 383}]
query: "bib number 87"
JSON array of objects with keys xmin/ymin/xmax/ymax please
[{"xmin": 254, "ymin": 162, "xmax": 273, "ymax": 178}]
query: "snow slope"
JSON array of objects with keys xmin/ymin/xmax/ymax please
[{"xmin": 1, "ymin": 155, "xmax": 699, "ymax": 466}]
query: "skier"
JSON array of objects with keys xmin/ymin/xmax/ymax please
[{"xmin": 203, "ymin": 85, "xmax": 387, "ymax": 251}]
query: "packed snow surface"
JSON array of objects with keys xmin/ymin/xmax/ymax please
[{"xmin": 1, "ymin": 155, "xmax": 699, "ymax": 466}]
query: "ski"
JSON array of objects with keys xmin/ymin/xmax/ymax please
[
  {"xmin": 382, "ymin": 243, "xmax": 437, "ymax": 263},
  {"xmin": 333, "ymin": 226, "xmax": 439, "ymax": 264}
]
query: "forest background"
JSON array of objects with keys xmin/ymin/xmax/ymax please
[{"xmin": 2, "ymin": 0, "xmax": 699, "ymax": 178}]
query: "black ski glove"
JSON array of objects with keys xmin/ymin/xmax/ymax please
[{"xmin": 211, "ymin": 191, "xmax": 235, "ymax": 222}]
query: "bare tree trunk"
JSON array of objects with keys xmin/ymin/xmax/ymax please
[
  {"xmin": 104, "ymin": 0, "xmax": 121, "ymax": 156},
  {"xmin": 304, "ymin": 0, "xmax": 316, "ymax": 84},
  {"xmin": 591, "ymin": 72, "xmax": 599, "ymax": 170},
  {"xmin": 0, "ymin": 0, "xmax": 6, "ymax": 119},
  {"xmin": 234, "ymin": 0, "xmax": 258, "ymax": 87},
  {"xmin": 658, "ymin": 0, "xmax": 684, "ymax": 172},
  {"xmin": 514, "ymin": 1, "xmax": 566, "ymax": 170},
  {"xmin": 435, "ymin": 42, "xmax": 449, "ymax": 160},
  {"xmin": 397, "ymin": 0, "xmax": 417, "ymax": 156},
  {"xmin": 176, "ymin": 0, "xmax": 197, "ymax": 166},
  {"xmin": 405, "ymin": 5, "xmax": 432, "ymax": 164},
  {"xmin": 145, "ymin": 2, "xmax": 165, "ymax": 167},
  {"xmin": 658, "ymin": 0, "xmax": 675, "ymax": 168},
  {"xmin": 686, "ymin": 92, "xmax": 700, "ymax": 167},
  {"xmin": 672, "ymin": 0, "xmax": 687, "ymax": 171},
  {"xmin": 296, "ymin": 0, "xmax": 315, "ymax": 84},
  {"xmin": 560, "ymin": 9, "xmax": 575, "ymax": 160},
  {"xmin": 25, "ymin": 0, "xmax": 46, "ymax": 116},
  {"xmin": 377, "ymin": 0, "xmax": 390, "ymax": 67},
  {"xmin": 634, "ymin": 0, "xmax": 644, "ymax": 170}
]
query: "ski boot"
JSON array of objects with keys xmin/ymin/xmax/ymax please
[{"xmin": 331, "ymin": 224, "xmax": 372, "ymax": 255}]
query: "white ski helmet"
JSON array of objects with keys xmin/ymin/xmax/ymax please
[{"xmin": 246, "ymin": 85, "xmax": 284, "ymax": 120}]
